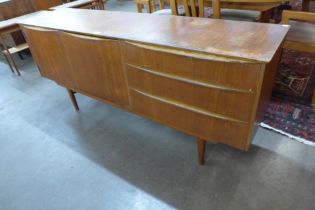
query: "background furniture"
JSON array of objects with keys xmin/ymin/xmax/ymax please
[
  {"xmin": 0, "ymin": 0, "xmax": 104, "ymax": 75},
  {"xmin": 19, "ymin": 9, "xmax": 288, "ymax": 163},
  {"xmin": 134, "ymin": 0, "xmax": 165, "ymax": 13},
  {"xmin": 281, "ymin": 10, "xmax": 315, "ymax": 104},
  {"xmin": 168, "ymin": 0, "xmax": 282, "ymax": 22},
  {"xmin": 302, "ymin": 0, "xmax": 315, "ymax": 11},
  {"xmin": 0, "ymin": 0, "xmax": 34, "ymax": 45},
  {"xmin": 0, "ymin": 11, "xmax": 46, "ymax": 75}
]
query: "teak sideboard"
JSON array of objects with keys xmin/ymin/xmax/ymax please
[{"xmin": 18, "ymin": 9, "xmax": 289, "ymax": 164}]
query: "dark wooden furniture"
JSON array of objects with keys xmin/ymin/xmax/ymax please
[
  {"xmin": 18, "ymin": 9, "xmax": 288, "ymax": 164},
  {"xmin": 302, "ymin": 0, "xmax": 315, "ymax": 11}
]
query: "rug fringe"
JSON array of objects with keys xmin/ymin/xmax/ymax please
[{"xmin": 260, "ymin": 123, "xmax": 315, "ymax": 147}]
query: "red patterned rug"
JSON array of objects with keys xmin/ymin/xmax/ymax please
[
  {"xmin": 261, "ymin": 0, "xmax": 315, "ymax": 146},
  {"xmin": 261, "ymin": 49, "xmax": 315, "ymax": 146}
]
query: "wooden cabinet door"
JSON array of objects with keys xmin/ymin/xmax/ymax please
[
  {"xmin": 60, "ymin": 32, "xmax": 129, "ymax": 107},
  {"xmin": 21, "ymin": 26, "xmax": 76, "ymax": 89}
]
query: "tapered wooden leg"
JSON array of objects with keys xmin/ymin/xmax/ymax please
[
  {"xmin": 158, "ymin": 0, "xmax": 164, "ymax": 9},
  {"xmin": 136, "ymin": 3, "xmax": 142, "ymax": 13},
  {"xmin": 312, "ymin": 90, "xmax": 315, "ymax": 105},
  {"xmin": 7, "ymin": 53, "xmax": 21, "ymax": 76},
  {"xmin": 145, "ymin": 1, "xmax": 152, "ymax": 13},
  {"xmin": 67, "ymin": 89, "xmax": 79, "ymax": 111},
  {"xmin": 197, "ymin": 138, "xmax": 206, "ymax": 165},
  {"xmin": 3, "ymin": 53, "xmax": 15, "ymax": 74}
]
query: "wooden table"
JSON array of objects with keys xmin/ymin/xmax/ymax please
[
  {"xmin": 170, "ymin": 0, "xmax": 283, "ymax": 22},
  {"xmin": 18, "ymin": 9, "xmax": 289, "ymax": 164}
]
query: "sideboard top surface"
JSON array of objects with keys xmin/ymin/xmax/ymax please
[{"xmin": 18, "ymin": 9, "xmax": 289, "ymax": 63}]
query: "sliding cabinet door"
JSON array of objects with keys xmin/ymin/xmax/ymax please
[{"xmin": 60, "ymin": 32, "xmax": 129, "ymax": 107}]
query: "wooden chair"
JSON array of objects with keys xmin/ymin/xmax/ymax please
[
  {"xmin": 0, "ymin": 37, "xmax": 28, "ymax": 76},
  {"xmin": 163, "ymin": 0, "xmax": 262, "ymax": 20},
  {"xmin": 135, "ymin": 0, "xmax": 202, "ymax": 16},
  {"xmin": 0, "ymin": 0, "xmax": 35, "ymax": 75},
  {"xmin": 281, "ymin": 10, "xmax": 315, "ymax": 104},
  {"xmin": 134, "ymin": 0, "xmax": 165, "ymax": 13},
  {"xmin": 211, "ymin": 0, "xmax": 262, "ymax": 22},
  {"xmin": 170, "ymin": 0, "xmax": 205, "ymax": 16}
]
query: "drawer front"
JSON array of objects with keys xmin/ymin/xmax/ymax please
[
  {"xmin": 126, "ymin": 64, "xmax": 255, "ymax": 122},
  {"xmin": 123, "ymin": 42, "xmax": 194, "ymax": 80},
  {"xmin": 130, "ymin": 89, "xmax": 250, "ymax": 150},
  {"xmin": 123, "ymin": 42, "xmax": 262, "ymax": 92},
  {"xmin": 193, "ymin": 59, "xmax": 262, "ymax": 92}
]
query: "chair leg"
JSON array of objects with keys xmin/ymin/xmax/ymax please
[
  {"xmin": 3, "ymin": 53, "xmax": 15, "ymax": 74},
  {"xmin": 151, "ymin": 0, "xmax": 157, "ymax": 12},
  {"xmin": 312, "ymin": 90, "xmax": 315, "ymax": 105},
  {"xmin": 18, "ymin": 52, "xmax": 24, "ymax": 60},
  {"xmin": 0, "ymin": 36, "xmax": 21, "ymax": 76},
  {"xmin": 136, "ymin": 3, "xmax": 143, "ymax": 13},
  {"xmin": 197, "ymin": 138, "xmax": 206, "ymax": 165},
  {"xmin": 158, "ymin": 0, "xmax": 164, "ymax": 9},
  {"xmin": 145, "ymin": 1, "xmax": 152, "ymax": 13},
  {"xmin": 67, "ymin": 89, "xmax": 80, "ymax": 111},
  {"xmin": 99, "ymin": 0, "xmax": 105, "ymax": 9},
  {"xmin": 7, "ymin": 53, "xmax": 21, "ymax": 76}
]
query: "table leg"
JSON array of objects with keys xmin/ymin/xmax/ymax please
[
  {"xmin": 212, "ymin": 0, "xmax": 221, "ymax": 19},
  {"xmin": 197, "ymin": 138, "xmax": 206, "ymax": 165},
  {"xmin": 158, "ymin": 0, "xmax": 164, "ymax": 9},
  {"xmin": 0, "ymin": 36, "xmax": 21, "ymax": 76},
  {"xmin": 3, "ymin": 53, "xmax": 15, "ymax": 74},
  {"xmin": 98, "ymin": 0, "xmax": 105, "ymax": 10},
  {"xmin": 145, "ymin": 1, "xmax": 152, "ymax": 13},
  {"xmin": 136, "ymin": 3, "xmax": 143, "ymax": 13},
  {"xmin": 67, "ymin": 89, "xmax": 80, "ymax": 111}
]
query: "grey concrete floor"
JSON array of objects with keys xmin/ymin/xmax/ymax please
[{"xmin": 1, "ymin": 1, "xmax": 315, "ymax": 210}]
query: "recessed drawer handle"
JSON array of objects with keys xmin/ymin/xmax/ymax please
[{"xmin": 127, "ymin": 63, "xmax": 254, "ymax": 94}]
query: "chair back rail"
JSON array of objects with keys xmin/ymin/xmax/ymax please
[{"xmin": 170, "ymin": 0, "xmax": 205, "ymax": 17}]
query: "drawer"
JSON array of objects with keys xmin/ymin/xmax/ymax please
[
  {"xmin": 122, "ymin": 41, "xmax": 194, "ymax": 79},
  {"xmin": 194, "ymin": 59, "xmax": 262, "ymax": 92},
  {"xmin": 130, "ymin": 89, "xmax": 250, "ymax": 150},
  {"xmin": 122, "ymin": 41, "xmax": 262, "ymax": 92},
  {"xmin": 126, "ymin": 64, "xmax": 255, "ymax": 122}
]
